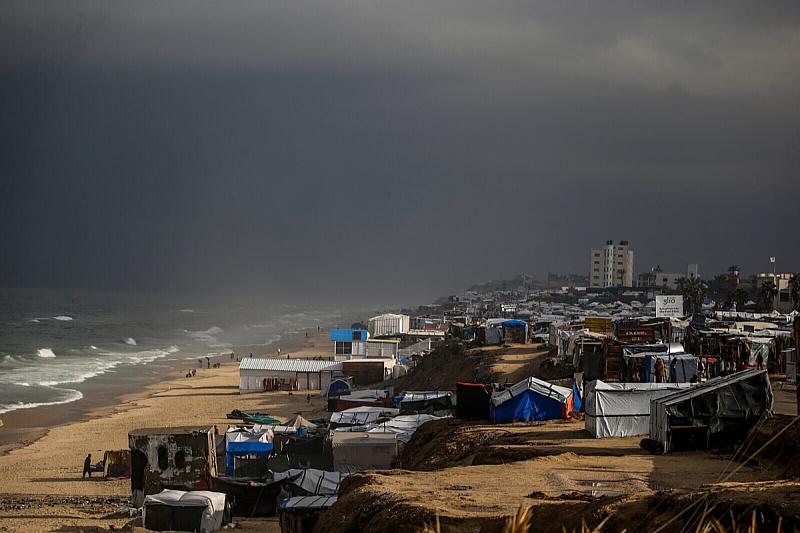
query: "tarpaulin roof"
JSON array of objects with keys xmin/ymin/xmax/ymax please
[
  {"xmin": 279, "ymin": 495, "xmax": 338, "ymax": 511},
  {"xmin": 143, "ymin": 490, "xmax": 226, "ymax": 533},
  {"xmin": 273, "ymin": 469, "xmax": 347, "ymax": 495},
  {"xmin": 584, "ymin": 380, "xmax": 693, "ymax": 438},
  {"xmin": 490, "ymin": 377, "xmax": 572, "ymax": 406}
]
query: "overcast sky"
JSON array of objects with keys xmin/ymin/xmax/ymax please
[{"xmin": 1, "ymin": 2, "xmax": 798, "ymax": 306}]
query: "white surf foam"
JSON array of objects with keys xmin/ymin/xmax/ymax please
[
  {"xmin": 53, "ymin": 316, "xmax": 73, "ymax": 321},
  {"xmin": 38, "ymin": 348, "xmax": 56, "ymax": 358},
  {"xmin": 124, "ymin": 338, "xmax": 137, "ymax": 345},
  {"xmin": 0, "ymin": 388, "xmax": 84, "ymax": 415},
  {"xmin": 167, "ymin": 345, "xmax": 179, "ymax": 353},
  {"xmin": 188, "ymin": 326, "xmax": 224, "ymax": 344},
  {"xmin": 180, "ymin": 309, "xmax": 196, "ymax": 313},
  {"xmin": 29, "ymin": 319, "xmax": 40, "ymax": 323}
]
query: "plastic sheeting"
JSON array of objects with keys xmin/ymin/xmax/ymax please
[
  {"xmin": 649, "ymin": 369, "xmax": 773, "ymax": 453},
  {"xmin": 273, "ymin": 468, "xmax": 347, "ymax": 495},
  {"xmin": 584, "ymin": 380, "xmax": 692, "ymax": 438},
  {"xmin": 226, "ymin": 441, "xmax": 273, "ymax": 475},
  {"xmin": 490, "ymin": 377, "xmax": 574, "ymax": 422},
  {"xmin": 143, "ymin": 490, "xmax": 226, "ymax": 533}
]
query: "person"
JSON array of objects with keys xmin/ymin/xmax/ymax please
[
  {"xmin": 306, "ymin": 393, "xmax": 311, "ymax": 405},
  {"xmin": 83, "ymin": 453, "xmax": 92, "ymax": 478},
  {"xmin": 654, "ymin": 357, "xmax": 665, "ymax": 383},
  {"xmin": 192, "ymin": 369, "xmax": 196, "ymax": 377},
  {"xmin": 756, "ymin": 351, "xmax": 764, "ymax": 371}
]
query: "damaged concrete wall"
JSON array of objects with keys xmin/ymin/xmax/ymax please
[{"xmin": 129, "ymin": 428, "xmax": 216, "ymax": 495}]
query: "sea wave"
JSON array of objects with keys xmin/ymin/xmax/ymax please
[
  {"xmin": 28, "ymin": 319, "xmax": 40, "ymax": 323},
  {"xmin": 53, "ymin": 316, "xmax": 73, "ymax": 321},
  {"xmin": 188, "ymin": 326, "xmax": 224, "ymax": 344},
  {"xmin": 0, "ymin": 388, "xmax": 84, "ymax": 415},
  {"xmin": 124, "ymin": 338, "xmax": 137, "ymax": 345},
  {"xmin": 180, "ymin": 309, "xmax": 196, "ymax": 313},
  {"xmin": 38, "ymin": 348, "xmax": 56, "ymax": 358}
]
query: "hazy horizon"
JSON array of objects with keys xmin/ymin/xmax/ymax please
[{"xmin": 2, "ymin": 2, "xmax": 798, "ymax": 308}]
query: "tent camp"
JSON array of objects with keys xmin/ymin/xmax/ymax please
[
  {"xmin": 397, "ymin": 391, "xmax": 454, "ymax": 415},
  {"xmin": 490, "ymin": 377, "xmax": 574, "ymax": 423},
  {"xmin": 330, "ymin": 406, "xmax": 398, "ymax": 428},
  {"xmin": 649, "ymin": 369, "xmax": 773, "ymax": 453},
  {"xmin": 584, "ymin": 380, "xmax": 693, "ymax": 438},
  {"xmin": 142, "ymin": 490, "xmax": 226, "ymax": 533},
  {"xmin": 225, "ymin": 431, "xmax": 274, "ymax": 477},
  {"xmin": 319, "ymin": 378, "xmax": 351, "ymax": 398}
]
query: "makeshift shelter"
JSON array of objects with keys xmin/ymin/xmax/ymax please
[
  {"xmin": 584, "ymin": 380, "xmax": 693, "ymax": 438},
  {"xmin": 490, "ymin": 377, "xmax": 574, "ymax": 423},
  {"xmin": 102, "ymin": 450, "xmax": 131, "ymax": 479},
  {"xmin": 365, "ymin": 414, "xmax": 441, "ymax": 443},
  {"xmin": 285, "ymin": 415, "xmax": 317, "ymax": 429},
  {"xmin": 142, "ymin": 490, "xmax": 226, "ymax": 533},
  {"xmin": 273, "ymin": 468, "xmax": 346, "ymax": 495},
  {"xmin": 226, "ymin": 441, "xmax": 274, "ymax": 477},
  {"xmin": 208, "ymin": 475, "xmax": 289, "ymax": 517},
  {"xmin": 649, "ymin": 369, "xmax": 773, "ymax": 453},
  {"xmin": 279, "ymin": 496, "xmax": 338, "ymax": 533},
  {"xmin": 129, "ymin": 426, "xmax": 217, "ymax": 506},
  {"xmin": 330, "ymin": 406, "xmax": 398, "ymax": 428},
  {"xmin": 456, "ymin": 382, "xmax": 493, "ymax": 420},
  {"xmin": 331, "ymin": 432, "xmax": 398, "ymax": 470},
  {"xmin": 319, "ymin": 378, "xmax": 351, "ymax": 398},
  {"xmin": 397, "ymin": 391, "xmax": 454, "ymax": 415}
]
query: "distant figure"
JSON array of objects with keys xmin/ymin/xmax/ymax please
[
  {"xmin": 307, "ymin": 393, "xmax": 311, "ymax": 404},
  {"xmin": 756, "ymin": 352, "xmax": 764, "ymax": 370},
  {"xmin": 192, "ymin": 369, "xmax": 196, "ymax": 377},
  {"xmin": 198, "ymin": 359, "xmax": 203, "ymax": 367},
  {"xmin": 230, "ymin": 352, "xmax": 234, "ymax": 360},
  {"xmin": 206, "ymin": 357, "xmax": 211, "ymax": 368},
  {"xmin": 83, "ymin": 454, "xmax": 92, "ymax": 478},
  {"xmin": 654, "ymin": 358, "xmax": 665, "ymax": 383},
  {"xmin": 250, "ymin": 353, "xmax": 253, "ymax": 358},
  {"xmin": 236, "ymin": 355, "xmax": 240, "ymax": 362}
]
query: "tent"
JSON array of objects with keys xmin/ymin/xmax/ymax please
[
  {"xmin": 319, "ymin": 378, "xmax": 351, "ymax": 398},
  {"xmin": 490, "ymin": 377, "xmax": 574, "ymax": 423},
  {"xmin": 645, "ymin": 354, "xmax": 699, "ymax": 383},
  {"xmin": 649, "ymin": 369, "xmax": 773, "ymax": 453},
  {"xmin": 584, "ymin": 380, "xmax": 692, "ymax": 438},
  {"xmin": 285, "ymin": 415, "xmax": 317, "ymax": 429},
  {"xmin": 143, "ymin": 490, "xmax": 226, "ymax": 533},
  {"xmin": 102, "ymin": 450, "xmax": 131, "ymax": 479},
  {"xmin": 330, "ymin": 406, "xmax": 398, "ymax": 428},
  {"xmin": 397, "ymin": 391, "xmax": 454, "ymax": 415},
  {"xmin": 273, "ymin": 468, "xmax": 347, "ymax": 495},
  {"xmin": 456, "ymin": 382, "xmax": 493, "ymax": 420},
  {"xmin": 226, "ymin": 441, "xmax": 274, "ymax": 476}
]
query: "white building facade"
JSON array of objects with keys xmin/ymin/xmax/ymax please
[{"xmin": 590, "ymin": 240, "xmax": 634, "ymax": 288}]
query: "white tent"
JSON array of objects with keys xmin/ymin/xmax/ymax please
[
  {"xmin": 143, "ymin": 490, "xmax": 226, "ymax": 533},
  {"xmin": 273, "ymin": 468, "xmax": 347, "ymax": 495},
  {"xmin": 584, "ymin": 380, "xmax": 692, "ymax": 438},
  {"xmin": 330, "ymin": 406, "xmax": 399, "ymax": 426}
]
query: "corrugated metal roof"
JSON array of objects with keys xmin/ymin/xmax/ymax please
[{"xmin": 239, "ymin": 358, "xmax": 342, "ymax": 373}]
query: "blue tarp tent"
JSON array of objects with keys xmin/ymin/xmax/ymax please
[
  {"xmin": 490, "ymin": 377, "xmax": 574, "ymax": 423},
  {"xmin": 226, "ymin": 441, "xmax": 273, "ymax": 475}
]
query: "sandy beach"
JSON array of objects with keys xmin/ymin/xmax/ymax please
[{"xmin": 0, "ymin": 330, "xmax": 333, "ymax": 531}]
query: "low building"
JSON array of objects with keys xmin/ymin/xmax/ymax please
[
  {"xmin": 238, "ymin": 358, "xmax": 343, "ymax": 393},
  {"xmin": 129, "ymin": 426, "xmax": 218, "ymax": 506},
  {"xmin": 368, "ymin": 313, "xmax": 410, "ymax": 337}
]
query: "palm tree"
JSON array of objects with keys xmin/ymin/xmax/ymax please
[
  {"xmin": 789, "ymin": 273, "xmax": 800, "ymax": 311},
  {"xmin": 726, "ymin": 287, "xmax": 749, "ymax": 311},
  {"xmin": 683, "ymin": 278, "xmax": 707, "ymax": 315},
  {"xmin": 727, "ymin": 265, "xmax": 739, "ymax": 275},
  {"xmin": 758, "ymin": 279, "xmax": 777, "ymax": 311}
]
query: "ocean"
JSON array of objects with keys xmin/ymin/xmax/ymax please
[{"xmin": 0, "ymin": 286, "xmax": 356, "ymax": 419}]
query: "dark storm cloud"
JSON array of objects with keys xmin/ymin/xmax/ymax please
[{"xmin": 1, "ymin": 2, "xmax": 798, "ymax": 305}]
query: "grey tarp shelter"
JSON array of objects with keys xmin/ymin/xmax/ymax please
[
  {"xmin": 649, "ymin": 369, "xmax": 773, "ymax": 453},
  {"xmin": 584, "ymin": 380, "xmax": 692, "ymax": 438},
  {"xmin": 143, "ymin": 489, "xmax": 226, "ymax": 533}
]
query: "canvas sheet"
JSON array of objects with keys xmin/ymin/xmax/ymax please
[
  {"xmin": 143, "ymin": 490, "xmax": 225, "ymax": 533},
  {"xmin": 584, "ymin": 380, "xmax": 692, "ymax": 438},
  {"xmin": 273, "ymin": 468, "xmax": 347, "ymax": 495}
]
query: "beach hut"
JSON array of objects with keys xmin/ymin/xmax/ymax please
[
  {"xmin": 142, "ymin": 489, "xmax": 226, "ymax": 533},
  {"xmin": 649, "ymin": 369, "xmax": 773, "ymax": 453},
  {"xmin": 238, "ymin": 358, "xmax": 343, "ymax": 393},
  {"xmin": 584, "ymin": 380, "xmax": 692, "ymax": 438},
  {"xmin": 490, "ymin": 377, "xmax": 574, "ymax": 423}
]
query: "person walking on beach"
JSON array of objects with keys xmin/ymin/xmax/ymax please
[
  {"xmin": 756, "ymin": 351, "xmax": 764, "ymax": 370},
  {"xmin": 83, "ymin": 454, "xmax": 92, "ymax": 478},
  {"xmin": 306, "ymin": 393, "xmax": 311, "ymax": 405}
]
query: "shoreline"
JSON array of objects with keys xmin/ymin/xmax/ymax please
[{"xmin": 0, "ymin": 327, "xmax": 334, "ymax": 457}]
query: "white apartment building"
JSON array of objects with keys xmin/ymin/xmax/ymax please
[{"xmin": 590, "ymin": 240, "xmax": 634, "ymax": 288}]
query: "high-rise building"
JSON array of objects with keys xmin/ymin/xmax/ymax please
[{"xmin": 590, "ymin": 240, "xmax": 634, "ymax": 288}]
